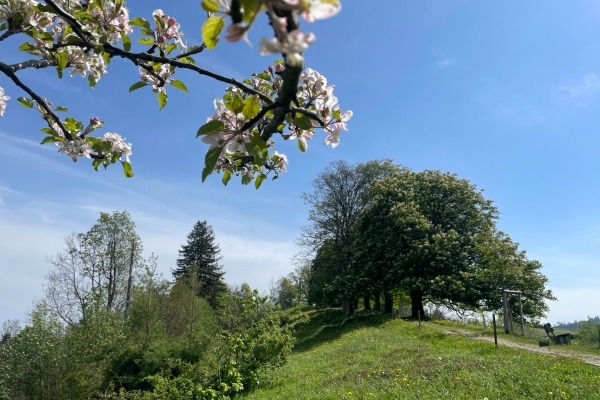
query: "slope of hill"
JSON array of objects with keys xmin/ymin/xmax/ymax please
[{"xmin": 243, "ymin": 309, "xmax": 600, "ymax": 400}]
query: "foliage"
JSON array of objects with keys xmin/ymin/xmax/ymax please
[
  {"xmin": 577, "ymin": 318, "xmax": 600, "ymax": 345},
  {"xmin": 353, "ymin": 169, "xmax": 499, "ymax": 317},
  {"xmin": 0, "ymin": 0, "xmax": 348, "ymax": 183},
  {"xmin": 296, "ymin": 159, "xmax": 403, "ymax": 309},
  {"xmin": 44, "ymin": 210, "xmax": 144, "ymax": 325},
  {"xmin": 172, "ymin": 220, "xmax": 227, "ymax": 308}
]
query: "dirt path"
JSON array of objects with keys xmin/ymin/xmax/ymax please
[{"xmin": 429, "ymin": 325, "xmax": 600, "ymax": 367}]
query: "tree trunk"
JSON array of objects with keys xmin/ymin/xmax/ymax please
[
  {"xmin": 374, "ymin": 293, "xmax": 381, "ymax": 312},
  {"xmin": 410, "ymin": 290, "xmax": 424, "ymax": 318},
  {"xmin": 363, "ymin": 296, "xmax": 371, "ymax": 311},
  {"xmin": 384, "ymin": 291, "xmax": 393, "ymax": 314}
]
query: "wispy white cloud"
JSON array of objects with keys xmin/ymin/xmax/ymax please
[
  {"xmin": 555, "ymin": 73, "xmax": 600, "ymax": 105},
  {"xmin": 436, "ymin": 57, "xmax": 458, "ymax": 69}
]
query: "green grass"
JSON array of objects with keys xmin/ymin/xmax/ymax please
[
  {"xmin": 429, "ymin": 318, "xmax": 600, "ymax": 357},
  {"xmin": 243, "ymin": 310, "xmax": 600, "ymax": 400}
]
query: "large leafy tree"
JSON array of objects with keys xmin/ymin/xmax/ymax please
[
  {"xmin": 355, "ymin": 169, "xmax": 499, "ymax": 318},
  {"xmin": 471, "ymin": 230, "xmax": 555, "ymax": 322},
  {"xmin": 44, "ymin": 210, "xmax": 143, "ymax": 324},
  {"xmin": 172, "ymin": 220, "xmax": 226, "ymax": 307},
  {"xmin": 296, "ymin": 159, "xmax": 402, "ymax": 312}
]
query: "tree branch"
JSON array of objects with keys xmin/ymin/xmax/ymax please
[
  {"xmin": 44, "ymin": 0, "xmax": 89, "ymax": 41},
  {"xmin": 0, "ymin": 61, "xmax": 73, "ymax": 140},
  {"xmin": 292, "ymin": 107, "xmax": 325, "ymax": 127},
  {"xmin": 240, "ymin": 101, "xmax": 280, "ymax": 132},
  {"xmin": 173, "ymin": 44, "xmax": 207, "ymax": 60},
  {"xmin": 102, "ymin": 43, "xmax": 273, "ymax": 103},
  {"xmin": 10, "ymin": 59, "xmax": 59, "ymax": 72},
  {"xmin": 0, "ymin": 26, "xmax": 26, "ymax": 42}
]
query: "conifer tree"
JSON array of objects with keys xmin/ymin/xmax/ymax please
[{"xmin": 173, "ymin": 221, "xmax": 226, "ymax": 307}]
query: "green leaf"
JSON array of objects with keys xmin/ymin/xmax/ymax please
[
  {"xmin": 274, "ymin": 59, "xmax": 284, "ymax": 65},
  {"xmin": 92, "ymin": 158, "xmax": 102, "ymax": 171},
  {"xmin": 55, "ymin": 51, "xmax": 68, "ymax": 79},
  {"xmin": 294, "ymin": 113, "xmax": 313, "ymax": 130},
  {"xmin": 121, "ymin": 161, "xmax": 134, "ymax": 178},
  {"xmin": 130, "ymin": 17, "xmax": 151, "ymax": 29},
  {"xmin": 297, "ymin": 136, "xmax": 308, "ymax": 152},
  {"xmin": 246, "ymin": 132, "xmax": 268, "ymax": 164},
  {"xmin": 121, "ymin": 32, "xmax": 131, "ymax": 51},
  {"xmin": 254, "ymin": 173, "xmax": 267, "ymax": 189},
  {"xmin": 12, "ymin": 12, "xmax": 23, "ymax": 27},
  {"xmin": 157, "ymin": 91, "xmax": 168, "ymax": 110},
  {"xmin": 54, "ymin": 106, "xmax": 68, "ymax": 112},
  {"xmin": 40, "ymin": 136, "xmax": 63, "ymax": 144},
  {"xmin": 115, "ymin": 0, "xmax": 123, "ymax": 14},
  {"xmin": 202, "ymin": 146, "xmax": 222, "ymax": 182},
  {"xmin": 201, "ymin": 16, "xmax": 225, "ymax": 49},
  {"xmin": 242, "ymin": 95, "xmax": 260, "ymax": 120},
  {"xmin": 129, "ymin": 81, "xmax": 148, "ymax": 92},
  {"xmin": 140, "ymin": 28, "xmax": 154, "ymax": 36},
  {"xmin": 137, "ymin": 37, "xmax": 154, "ymax": 45},
  {"xmin": 223, "ymin": 92, "xmax": 244, "ymax": 114},
  {"xmin": 166, "ymin": 43, "xmax": 178, "ymax": 54},
  {"xmin": 201, "ymin": 0, "xmax": 221, "ymax": 12},
  {"xmin": 170, "ymin": 79, "xmax": 188, "ymax": 93},
  {"xmin": 92, "ymin": 0, "xmax": 103, "ymax": 10},
  {"xmin": 196, "ymin": 120, "xmax": 224, "ymax": 137},
  {"xmin": 88, "ymin": 74, "xmax": 97, "ymax": 89},
  {"xmin": 222, "ymin": 169, "xmax": 232, "ymax": 186},
  {"xmin": 17, "ymin": 97, "xmax": 34, "ymax": 108},
  {"xmin": 18, "ymin": 42, "xmax": 34, "ymax": 51},
  {"xmin": 40, "ymin": 127, "xmax": 60, "ymax": 137},
  {"xmin": 240, "ymin": 0, "xmax": 260, "ymax": 22},
  {"xmin": 241, "ymin": 175, "xmax": 252, "ymax": 185},
  {"xmin": 0, "ymin": 23, "xmax": 6, "ymax": 32},
  {"xmin": 102, "ymin": 51, "xmax": 111, "ymax": 65}
]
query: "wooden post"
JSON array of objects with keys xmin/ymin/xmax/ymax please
[
  {"xmin": 418, "ymin": 310, "xmax": 421, "ymax": 332},
  {"xmin": 502, "ymin": 290, "xmax": 509, "ymax": 334},
  {"xmin": 482, "ymin": 313, "xmax": 486, "ymax": 330},
  {"xmin": 124, "ymin": 240, "xmax": 135, "ymax": 320},
  {"xmin": 598, "ymin": 329, "xmax": 600, "ymax": 349},
  {"xmin": 519, "ymin": 293, "xmax": 525, "ymax": 336},
  {"xmin": 492, "ymin": 313, "xmax": 498, "ymax": 348}
]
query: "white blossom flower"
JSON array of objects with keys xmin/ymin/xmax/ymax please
[
  {"xmin": 259, "ymin": 29, "xmax": 315, "ymax": 55},
  {"xmin": 323, "ymin": 126, "xmax": 341, "ymax": 148},
  {"xmin": 139, "ymin": 65, "xmax": 174, "ymax": 92},
  {"xmin": 56, "ymin": 138, "xmax": 93, "ymax": 161},
  {"xmin": 101, "ymin": 132, "xmax": 132, "ymax": 161},
  {"xmin": 0, "ymin": 87, "xmax": 9, "ymax": 117}
]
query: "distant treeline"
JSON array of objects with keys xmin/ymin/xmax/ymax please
[{"xmin": 555, "ymin": 316, "xmax": 600, "ymax": 330}]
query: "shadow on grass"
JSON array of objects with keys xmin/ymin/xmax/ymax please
[{"xmin": 292, "ymin": 309, "xmax": 394, "ymax": 353}]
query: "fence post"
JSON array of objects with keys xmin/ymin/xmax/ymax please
[
  {"xmin": 418, "ymin": 310, "xmax": 421, "ymax": 332},
  {"xmin": 492, "ymin": 313, "xmax": 498, "ymax": 348},
  {"xmin": 598, "ymin": 329, "xmax": 600, "ymax": 349}
]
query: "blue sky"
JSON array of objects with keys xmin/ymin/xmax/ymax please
[{"xmin": 1, "ymin": 0, "xmax": 600, "ymax": 325}]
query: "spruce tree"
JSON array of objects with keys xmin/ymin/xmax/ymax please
[{"xmin": 173, "ymin": 221, "xmax": 226, "ymax": 307}]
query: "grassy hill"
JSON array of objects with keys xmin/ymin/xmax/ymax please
[{"xmin": 243, "ymin": 309, "xmax": 600, "ymax": 400}]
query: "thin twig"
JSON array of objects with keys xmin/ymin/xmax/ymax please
[{"xmin": 0, "ymin": 61, "xmax": 73, "ymax": 140}]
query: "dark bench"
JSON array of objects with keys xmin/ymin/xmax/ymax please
[{"xmin": 543, "ymin": 323, "xmax": 571, "ymax": 345}]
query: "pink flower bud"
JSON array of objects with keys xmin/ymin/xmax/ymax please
[
  {"xmin": 268, "ymin": 66, "xmax": 274, "ymax": 72},
  {"xmin": 158, "ymin": 35, "xmax": 166, "ymax": 43},
  {"xmin": 167, "ymin": 17, "xmax": 176, "ymax": 26},
  {"xmin": 90, "ymin": 117, "xmax": 100, "ymax": 125},
  {"xmin": 275, "ymin": 64, "xmax": 284, "ymax": 72}
]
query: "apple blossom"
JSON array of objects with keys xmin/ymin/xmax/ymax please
[
  {"xmin": 0, "ymin": 87, "xmax": 9, "ymax": 117},
  {"xmin": 88, "ymin": 1, "xmax": 133, "ymax": 43},
  {"xmin": 259, "ymin": 29, "xmax": 316, "ymax": 55},
  {"xmin": 1, "ymin": 0, "xmax": 346, "ymax": 184}
]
